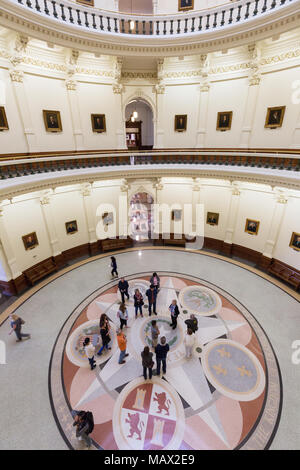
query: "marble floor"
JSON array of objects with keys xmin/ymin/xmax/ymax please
[{"xmin": 0, "ymin": 248, "xmax": 299, "ymax": 450}]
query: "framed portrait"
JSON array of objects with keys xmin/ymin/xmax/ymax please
[
  {"xmin": 91, "ymin": 114, "xmax": 106, "ymax": 133},
  {"xmin": 178, "ymin": 0, "xmax": 194, "ymax": 11},
  {"xmin": 175, "ymin": 114, "xmax": 187, "ymax": 132},
  {"xmin": 65, "ymin": 220, "xmax": 78, "ymax": 235},
  {"xmin": 43, "ymin": 110, "xmax": 62, "ymax": 132},
  {"xmin": 76, "ymin": 0, "xmax": 94, "ymax": 5},
  {"xmin": 0, "ymin": 106, "xmax": 9, "ymax": 131},
  {"xmin": 216, "ymin": 111, "xmax": 232, "ymax": 131},
  {"xmin": 22, "ymin": 232, "xmax": 39, "ymax": 251},
  {"xmin": 102, "ymin": 212, "xmax": 114, "ymax": 226},
  {"xmin": 171, "ymin": 209, "xmax": 182, "ymax": 221},
  {"xmin": 206, "ymin": 212, "xmax": 219, "ymax": 226},
  {"xmin": 245, "ymin": 219, "xmax": 260, "ymax": 235},
  {"xmin": 265, "ymin": 106, "xmax": 286, "ymax": 129},
  {"xmin": 289, "ymin": 232, "xmax": 300, "ymax": 251}
]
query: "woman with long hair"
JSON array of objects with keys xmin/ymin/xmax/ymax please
[{"xmin": 97, "ymin": 313, "xmax": 111, "ymax": 356}]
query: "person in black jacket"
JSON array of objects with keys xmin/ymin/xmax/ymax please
[
  {"xmin": 118, "ymin": 277, "xmax": 129, "ymax": 303},
  {"xmin": 72, "ymin": 410, "xmax": 94, "ymax": 449},
  {"xmin": 169, "ymin": 299, "xmax": 180, "ymax": 330},
  {"xmin": 155, "ymin": 336, "xmax": 169, "ymax": 376},
  {"xmin": 146, "ymin": 284, "xmax": 157, "ymax": 316},
  {"xmin": 110, "ymin": 256, "xmax": 118, "ymax": 277},
  {"xmin": 134, "ymin": 288, "xmax": 144, "ymax": 318},
  {"xmin": 141, "ymin": 346, "xmax": 154, "ymax": 380},
  {"xmin": 185, "ymin": 314, "xmax": 198, "ymax": 333}
]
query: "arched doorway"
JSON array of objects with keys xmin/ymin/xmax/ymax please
[
  {"xmin": 129, "ymin": 191, "xmax": 154, "ymax": 242},
  {"xmin": 125, "ymin": 99, "xmax": 154, "ymax": 150}
]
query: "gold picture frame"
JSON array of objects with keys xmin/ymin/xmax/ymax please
[
  {"xmin": 0, "ymin": 106, "xmax": 9, "ymax": 131},
  {"xmin": 265, "ymin": 106, "xmax": 286, "ymax": 129},
  {"xmin": 206, "ymin": 212, "xmax": 219, "ymax": 226},
  {"xmin": 76, "ymin": 0, "xmax": 94, "ymax": 6},
  {"xmin": 43, "ymin": 110, "xmax": 62, "ymax": 132},
  {"xmin": 22, "ymin": 232, "xmax": 39, "ymax": 250},
  {"xmin": 289, "ymin": 232, "xmax": 300, "ymax": 251},
  {"xmin": 175, "ymin": 114, "xmax": 187, "ymax": 132},
  {"xmin": 178, "ymin": 0, "xmax": 194, "ymax": 11},
  {"xmin": 216, "ymin": 111, "xmax": 232, "ymax": 131},
  {"xmin": 65, "ymin": 220, "xmax": 78, "ymax": 235},
  {"xmin": 245, "ymin": 219, "xmax": 260, "ymax": 235},
  {"xmin": 91, "ymin": 114, "xmax": 106, "ymax": 133}
]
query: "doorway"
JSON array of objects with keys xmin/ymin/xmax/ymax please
[{"xmin": 125, "ymin": 99, "xmax": 154, "ymax": 150}]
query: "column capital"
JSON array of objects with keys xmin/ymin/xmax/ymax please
[
  {"xmin": 113, "ymin": 83, "xmax": 124, "ymax": 94},
  {"xmin": 80, "ymin": 183, "xmax": 92, "ymax": 197},
  {"xmin": 153, "ymin": 84, "xmax": 165, "ymax": 94},
  {"xmin": 65, "ymin": 79, "xmax": 77, "ymax": 91},
  {"xmin": 10, "ymin": 69, "xmax": 23, "ymax": 83}
]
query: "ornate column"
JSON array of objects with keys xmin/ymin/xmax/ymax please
[
  {"xmin": 65, "ymin": 50, "xmax": 84, "ymax": 150},
  {"xmin": 258, "ymin": 192, "xmax": 288, "ymax": 270},
  {"xmin": 0, "ymin": 206, "xmax": 23, "ymax": 282},
  {"xmin": 239, "ymin": 44, "xmax": 261, "ymax": 148},
  {"xmin": 113, "ymin": 83, "xmax": 127, "ymax": 149},
  {"xmin": 153, "ymin": 178, "xmax": 164, "ymax": 242},
  {"xmin": 153, "ymin": 59, "xmax": 165, "ymax": 149},
  {"xmin": 222, "ymin": 185, "xmax": 241, "ymax": 256},
  {"xmin": 195, "ymin": 55, "xmax": 210, "ymax": 148},
  {"xmin": 119, "ymin": 180, "xmax": 130, "ymax": 240},
  {"xmin": 40, "ymin": 191, "xmax": 65, "ymax": 267},
  {"xmin": 191, "ymin": 179, "xmax": 201, "ymax": 236},
  {"xmin": 80, "ymin": 183, "xmax": 98, "ymax": 255}
]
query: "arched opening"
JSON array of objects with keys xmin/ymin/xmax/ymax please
[
  {"xmin": 125, "ymin": 99, "xmax": 154, "ymax": 150},
  {"xmin": 129, "ymin": 191, "xmax": 154, "ymax": 242}
]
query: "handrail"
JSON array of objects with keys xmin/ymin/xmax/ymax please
[{"xmin": 5, "ymin": 0, "xmax": 296, "ymax": 37}]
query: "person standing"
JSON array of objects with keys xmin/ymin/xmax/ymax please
[
  {"xmin": 111, "ymin": 256, "xmax": 118, "ymax": 277},
  {"xmin": 141, "ymin": 346, "xmax": 154, "ymax": 380},
  {"xmin": 169, "ymin": 299, "xmax": 180, "ymax": 329},
  {"xmin": 83, "ymin": 337, "xmax": 96, "ymax": 370},
  {"xmin": 117, "ymin": 303, "xmax": 129, "ymax": 330},
  {"xmin": 146, "ymin": 284, "xmax": 157, "ymax": 316},
  {"xmin": 155, "ymin": 336, "xmax": 169, "ymax": 376},
  {"xmin": 184, "ymin": 328, "xmax": 196, "ymax": 358},
  {"xmin": 72, "ymin": 410, "xmax": 94, "ymax": 449},
  {"xmin": 11, "ymin": 314, "xmax": 31, "ymax": 342},
  {"xmin": 97, "ymin": 314, "xmax": 111, "ymax": 356},
  {"xmin": 185, "ymin": 314, "xmax": 198, "ymax": 333},
  {"xmin": 118, "ymin": 277, "xmax": 129, "ymax": 304},
  {"xmin": 134, "ymin": 288, "xmax": 144, "ymax": 318},
  {"xmin": 150, "ymin": 272, "xmax": 160, "ymax": 293},
  {"xmin": 151, "ymin": 320, "xmax": 160, "ymax": 349},
  {"xmin": 117, "ymin": 329, "xmax": 129, "ymax": 364}
]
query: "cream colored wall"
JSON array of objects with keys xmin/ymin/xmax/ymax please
[{"xmin": 273, "ymin": 197, "xmax": 300, "ymax": 270}]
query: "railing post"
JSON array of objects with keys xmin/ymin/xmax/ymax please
[
  {"xmin": 170, "ymin": 19, "xmax": 174, "ymax": 34},
  {"xmin": 236, "ymin": 5, "xmax": 242, "ymax": 21},
  {"xmin": 253, "ymin": 0, "xmax": 259, "ymax": 15},
  {"xmin": 149, "ymin": 21, "xmax": 153, "ymax": 35},
  {"xmin": 184, "ymin": 18, "xmax": 188, "ymax": 33},
  {"xmin": 142, "ymin": 20, "xmax": 146, "ymax": 34},
  {"xmin": 128, "ymin": 20, "xmax": 132, "ymax": 33},
  {"xmin": 92, "ymin": 13, "xmax": 97, "ymax": 29},
  {"xmin": 135, "ymin": 20, "xmax": 139, "ymax": 34},
  {"xmin": 84, "ymin": 11, "xmax": 89, "ymax": 27},
  {"xmin": 191, "ymin": 17, "xmax": 195, "ymax": 32},
  {"xmin": 35, "ymin": 0, "xmax": 41, "ymax": 12},
  {"xmin": 26, "ymin": 0, "xmax": 32, "ymax": 8},
  {"xmin": 121, "ymin": 18, "xmax": 125, "ymax": 33},
  {"xmin": 245, "ymin": 2, "xmax": 250, "ymax": 19},
  {"xmin": 205, "ymin": 14, "xmax": 210, "ymax": 29},
  {"xmin": 163, "ymin": 20, "xmax": 167, "ymax": 35},
  {"xmin": 177, "ymin": 19, "xmax": 181, "ymax": 34},
  {"xmin": 107, "ymin": 16, "xmax": 111, "ymax": 32},
  {"xmin": 60, "ymin": 4, "xmax": 66, "ymax": 21},
  {"xmin": 262, "ymin": 0, "xmax": 267, "ymax": 12},
  {"xmin": 198, "ymin": 16, "xmax": 202, "ymax": 31},
  {"xmin": 68, "ymin": 6, "xmax": 74, "ymax": 23},
  {"xmin": 51, "ymin": 1, "xmax": 58, "ymax": 18},
  {"xmin": 156, "ymin": 20, "xmax": 160, "ymax": 35},
  {"xmin": 114, "ymin": 17, "xmax": 118, "ymax": 32},
  {"xmin": 270, "ymin": 0, "xmax": 277, "ymax": 8},
  {"xmin": 228, "ymin": 7, "xmax": 233, "ymax": 24},
  {"xmin": 99, "ymin": 15, "xmax": 104, "ymax": 30},
  {"xmin": 220, "ymin": 10, "xmax": 225, "ymax": 26},
  {"xmin": 213, "ymin": 12, "xmax": 217, "ymax": 28},
  {"xmin": 76, "ymin": 9, "xmax": 82, "ymax": 25}
]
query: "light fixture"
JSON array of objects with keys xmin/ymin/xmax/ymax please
[
  {"xmin": 130, "ymin": 20, "xmax": 135, "ymax": 30},
  {"xmin": 131, "ymin": 115, "xmax": 135, "ymax": 122},
  {"xmin": 133, "ymin": 110, "xmax": 138, "ymax": 119}
]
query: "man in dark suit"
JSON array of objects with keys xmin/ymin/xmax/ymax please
[
  {"xmin": 146, "ymin": 284, "xmax": 158, "ymax": 316},
  {"xmin": 118, "ymin": 277, "xmax": 129, "ymax": 303}
]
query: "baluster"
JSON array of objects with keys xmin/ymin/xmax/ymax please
[
  {"xmin": 156, "ymin": 20, "xmax": 159, "ymax": 35},
  {"xmin": 198, "ymin": 16, "xmax": 202, "ymax": 31},
  {"xmin": 149, "ymin": 21, "xmax": 153, "ymax": 35},
  {"xmin": 228, "ymin": 7, "xmax": 233, "ymax": 24},
  {"xmin": 135, "ymin": 20, "xmax": 139, "ymax": 34},
  {"xmin": 35, "ymin": 0, "xmax": 41, "ymax": 12},
  {"xmin": 244, "ymin": 2, "xmax": 250, "ymax": 19},
  {"xmin": 84, "ymin": 11, "xmax": 89, "ymax": 27},
  {"xmin": 177, "ymin": 19, "xmax": 181, "ymax": 34},
  {"xmin": 92, "ymin": 13, "xmax": 97, "ymax": 29},
  {"xmin": 280, "ymin": 0, "xmax": 286, "ymax": 3},
  {"xmin": 213, "ymin": 12, "xmax": 217, "ymax": 28},
  {"xmin": 17, "ymin": 0, "xmax": 23, "ymax": 4},
  {"xmin": 76, "ymin": 9, "xmax": 82, "ymax": 25},
  {"xmin": 114, "ymin": 17, "xmax": 118, "ymax": 32},
  {"xmin": 220, "ymin": 10, "xmax": 225, "ymax": 26},
  {"xmin": 205, "ymin": 14, "xmax": 210, "ymax": 29},
  {"xmin": 26, "ymin": 0, "xmax": 32, "ymax": 8},
  {"xmin": 142, "ymin": 20, "xmax": 146, "ymax": 34},
  {"xmin": 107, "ymin": 16, "xmax": 111, "ymax": 31},
  {"xmin": 51, "ymin": 1, "xmax": 58, "ymax": 17},
  {"xmin": 261, "ymin": 0, "xmax": 267, "ymax": 11},
  {"xmin": 128, "ymin": 20, "xmax": 132, "ymax": 33},
  {"xmin": 170, "ymin": 19, "xmax": 174, "ymax": 34},
  {"xmin": 121, "ymin": 18, "xmax": 125, "ymax": 33},
  {"xmin": 60, "ymin": 4, "xmax": 66, "ymax": 21},
  {"xmin": 253, "ymin": 0, "xmax": 259, "ymax": 15},
  {"xmin": 236, "ymin": 5, "xmax": 242, "ymax": 21},
  {"xmin": 270, "ymin": 0, "xmax": 276, "ymax": 8},
  {"xmin": 184, "ymin": 18, "xmax": 188, "ymax": 33},
  {"xmin": 99, "ymin": 15, "xmax": 104, "ymax": 30},
  {"xmin": 163, "ymin": 20, "xmax": 167, "ymax": 35},
  {"xmin": 68, "ymin": 6, "xmax": 74, "ymax": 23},
  {"xmin": 191, "ymin": 17, "xmax": 195, "ymax": 32}
]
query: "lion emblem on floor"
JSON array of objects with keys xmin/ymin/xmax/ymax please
[
  {"xmin": 153, "ymin": 392, "xmax": 171, "ymax": 415},
  {"xmin": 125, "ymin": 412, "xmax": 144, "ymax": 440}
]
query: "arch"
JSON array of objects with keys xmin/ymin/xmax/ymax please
[{"xmin": 123, "ymin": 91, "xmax": 156, "ymax": 122}]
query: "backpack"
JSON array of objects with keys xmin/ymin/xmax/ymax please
[{"xmin": 86, "ymin": 411, "xmax": 94, "ymax": 434}]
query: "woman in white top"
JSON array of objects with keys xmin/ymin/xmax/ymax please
[
  {"xmin": 184, "ymin": 328, "xmax": 196, "ymax": 358},
  {"xmin": 117, "ymin": 303, "xmax": 129, "ymax": 330}
]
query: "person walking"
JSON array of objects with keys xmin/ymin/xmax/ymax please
[
  {"xmin": 117, "ymin": 303, "xmax": 129, "ymax": 330},
  {"xmin": 169, "ymin": 299, "xmax": 180, "ymax": 330},
  {"xmin": 150, "ymin": 272, "xmax": 160, "ymax": 293},
  {"xmin": 10, "ymin": 314, "xmax": 31, "ymax": 342},
  {"xmin": 118, "ymin": 277, "xmax": 129, "ymax": 304},
  {"xmin": 83, "ymin": 337, "xmax": 96, "ymax": 370},
  {"xmin": 134, "ymin": 288, "xmax": 144, "ymax": 318},
  {"xmin": 141, "ymin": 346, "xmax": 154, "ymax": 380},
  {"xmin": 72, "ymin": 410, "xmax": 94, "ymax": 449},
  {"xmin": 184, "ymin": 328, "xmax": 196, "ymax": 358},
  {"xmin": 117, "ymin": 329, "xmax": 129, "ymax": 364},
  {"xmin": 146, "ymin": 284, "xmax": 157, "ymax": 316},
  {"xmin": 97, "ymin": 314, "xmax": 111, "ymax": 356},
  {"xmin": 151, "ymin": 320, "xmax": 160, "ymax": 349},
  {"xmin": 155, "ymin": 336, "xmax": 169, "ymax": 377},
  {"xmin": 111, "ymin": 256, "xmax": 118, "ymax": 277},
  {"xmin": 185, "ymin": 314, "xmax": 198, "ymax": 333}
]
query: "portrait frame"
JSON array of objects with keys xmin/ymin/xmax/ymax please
[
  {"xmin": 245, "ymin": 219, "xmax": 260, "ymax": 236},
  {"xmin": 102, "ymin": 212, "xmax": 114, "ymax": 226},
  {"xmin": 76, "ymin": 0, "xmax": 94, "ymax": 6},
  {"xmin": 206, "ymin": 212, "xmax": 219, "ymax": 226},
  {"xmin": 289, "ymin": 232, "xmax": 300, "ymax": 251},
  {"xmin": 91, "ymin": 114, "xmax": 106, "ymax": 133},
  {"xmin": 265, "ymin": 106, "xmax": 286, "ymax": 129},
  {"xmin": 174, "ymin": 114, "xmax": 187, "ymax": 132},
  {"xmin": 0, "ymin": 106, "xmax": 9, "ymax": 131},
  {"xmin": 65, "ymin": 220, "xmax": 78, "ymax": 235},
  {"xmin": 171, "ymin": 209, "xmax": 182, "ymax": 221},
  {"xmin": 43, "ymin": 110, "xmax": 62, "ymax": 133},
  {"xmin": 22, "ymin": 232, "xmax": 39, "ymax": 251},
  {"xmin": 178, "ymin": 0, "xmax": 194, "ymax": 11},
  {"xmin": 216, "ymin": 111, "xmax": 233, "ymax": 131}
]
